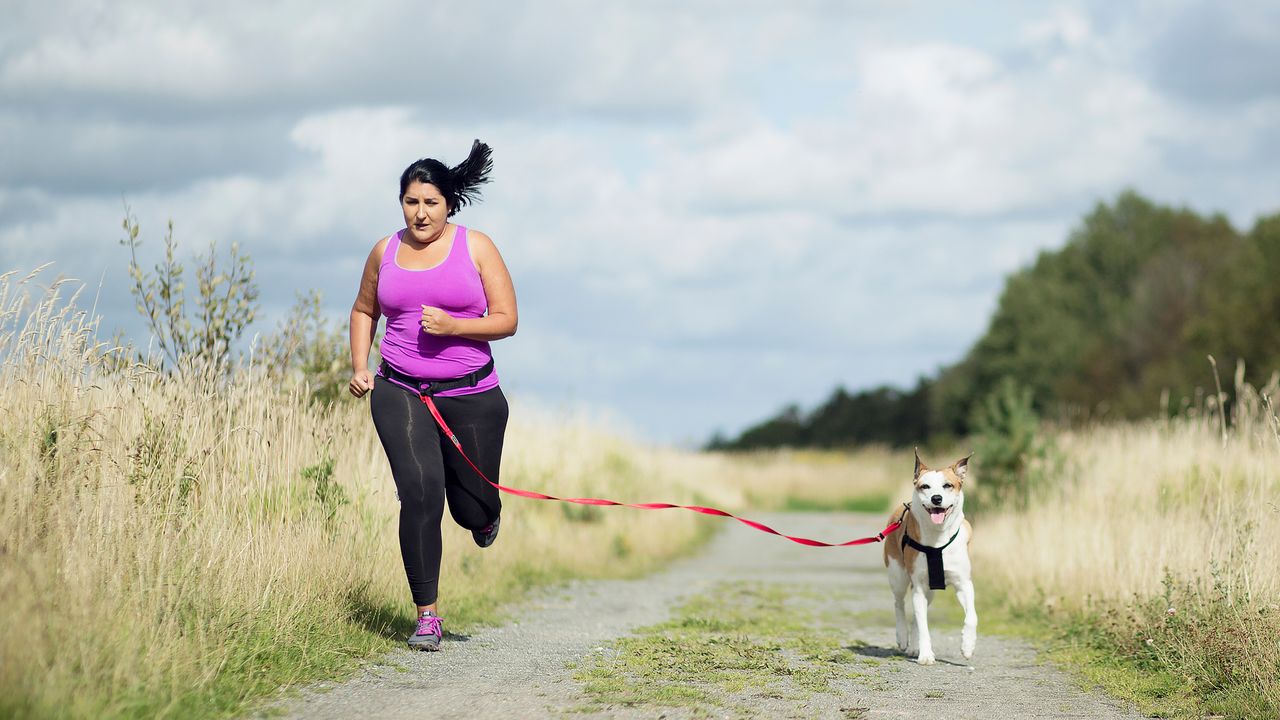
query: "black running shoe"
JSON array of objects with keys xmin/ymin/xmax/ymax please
[{"xmin": 472, "ymin": 515, "xmax": 500, "ymax": 548}]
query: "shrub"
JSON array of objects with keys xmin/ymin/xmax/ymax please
[
  {"xmin": 1098, "ymin": 564, "xmax": 1280, "ymax": 719},
  {"xmin": 256, "ymin": 290, "xmax": 350, "ymax": 406},
  {"xmin": 968, "ymin": 378, "xmax": 1058, "ymax": 510},
  {"xmin": 119, "ymin": 209, "xmax": 259, "ymax": 370}
]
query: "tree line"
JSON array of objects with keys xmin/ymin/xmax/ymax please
[{"xmin": 710, "ymin": 191, "xmax": 1280, "ymax": 451}]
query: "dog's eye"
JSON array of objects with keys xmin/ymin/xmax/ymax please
[
  {"xmin": 919, "ymin": 484, "xmax": 930, "ymax": 491},
  {"xmin": 943, "ymin": 483, "xmax": 953, "ymax": 490}
]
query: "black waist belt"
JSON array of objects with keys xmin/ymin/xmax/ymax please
[
  {"xmin": 903, "ymin": 527, "xmax": 961, "ymax": 590},
  {"xmin": 380, "ymin": 358, "xmax": 495, "ymax": 397}
]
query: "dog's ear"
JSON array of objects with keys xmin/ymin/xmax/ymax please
[
  {"xmin": 914, "ymin": 447, "xmax": 928, "ymax": 480},
  {"xmin": 952, "ymin": 452, "xmax": 973, "ymax": 480}
]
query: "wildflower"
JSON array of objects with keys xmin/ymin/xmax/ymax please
[
  {"xmin": 1166, "ymin": 607, "xmax": 1176, "ymax": 615},
  {"xmin": 1145, "ymin": 638, "xmax": 1154, "ymax": 646}
]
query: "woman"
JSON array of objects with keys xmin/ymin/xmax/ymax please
[{"xmin": 348, "ymin": 140, "xmax": 517, "ymax": 651}]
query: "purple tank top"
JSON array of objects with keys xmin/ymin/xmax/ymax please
[{"xmin": 376, "ymin": 224, "xmax": 499, "ymax": 397}]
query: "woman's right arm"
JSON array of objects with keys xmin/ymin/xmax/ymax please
[{"xmin": 348, "ymin": 238, "xmax": 388, "ymax": 398}]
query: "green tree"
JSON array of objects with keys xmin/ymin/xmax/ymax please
[
  {"xmin": 1188, "ymin": 213, "xmax": 1280, "ymax": 390},
  {"xmin": 725, "ymin": 404, "xmax": 807, "ymax": 449},
  {"xmin": 968, "ymin": 378, "xmax": 1056, "ymax": 511},
  {"xmin": 935, "ymin": 191, "xmax": 1242, "ymax": 429}
]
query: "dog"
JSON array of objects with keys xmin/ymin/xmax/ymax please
[{"xmin": 883, "ymin": 449, "xmax": 976, "ymax": 665}]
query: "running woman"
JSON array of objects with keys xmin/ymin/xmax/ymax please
[{"xmin": 348, "ymin": 140, "xmax": 517, "ymax": 651}]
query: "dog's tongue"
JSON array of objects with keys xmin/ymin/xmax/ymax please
[{"xmin": 928, "ymin": 508, "xmax": 947, "ymax": 525}]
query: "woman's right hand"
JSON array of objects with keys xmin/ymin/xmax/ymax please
[{"xmin": 349, "ymin": 369, "xmax": 375, "ymax": 398}]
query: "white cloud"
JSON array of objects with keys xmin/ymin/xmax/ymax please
[
  {"xmin": 2, "ymin": 0, "xmax": 1278, "ymax": 443},
  {"xmin": 662, "ymin": 35, "xmax": 1184, "ymax": 221}
]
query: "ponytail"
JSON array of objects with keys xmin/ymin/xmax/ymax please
[
  {"xmin": 398, "ymin": 139, "xmax": 495, "ymax": 217},
  {"xmin": 447, "ymin": 140, "xmax": 493, "ymax": 215}
]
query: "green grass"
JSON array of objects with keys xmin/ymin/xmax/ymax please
[
  {"xmin": 974, "ymin": 597, "xmax": 1202, "ymax": 719},
  {"xmin": 968, "ymin": 581, "xmax": 1280, "ymax": 720},
  {"xmin": 969, "ymin": 560, "xmax": 1280, "ymax": 720},
  {"xmin": 118, "ymin": 612, "xmax": 396, "ymax": 719},
  {"xmin": 572, "ymin": 582, "xmax": 871, "ymax": 716},
  {"xmin": 779, "ymin": 492, "xmax": 892, "ymax": 514}
]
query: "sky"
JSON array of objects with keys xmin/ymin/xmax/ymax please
[{"xmin": 2, "ymin": 0, "xmax": 1278, "ymax": 445}]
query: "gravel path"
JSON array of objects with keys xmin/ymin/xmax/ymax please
[{"xmin": 267, "ymin": 513, "xmax": 1142, "ymax": 719}]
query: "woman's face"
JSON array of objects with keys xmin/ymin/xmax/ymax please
[{"xmin": 400, "ymin": 181, "xmax": 450, "ymax": 243}]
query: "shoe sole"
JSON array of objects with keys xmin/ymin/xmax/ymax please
[
  {"xmin": 473, "ymin": 517, "xmax": 500, "ymax": 548},
  {"xmin": 407, "ymin": 639, "xmax": 441, "ymax": 651}
]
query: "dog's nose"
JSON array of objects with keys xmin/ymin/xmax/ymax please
[{"xmin": 931, "ymin": 494, "xmax": 943, "ymax": 506}]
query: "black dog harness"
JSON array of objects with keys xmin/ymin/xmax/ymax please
[{"xmin": 898, "ymin": 505, "xmax": 961, "ymax": 590}]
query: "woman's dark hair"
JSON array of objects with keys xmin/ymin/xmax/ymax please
[{"xmin": 398, "ymin": 140, "xmax": 493, "ymax": 217}]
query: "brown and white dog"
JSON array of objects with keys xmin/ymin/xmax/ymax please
[{"xmin": 883, "ymin": 450, "xmax": 976, "ymax": 665}]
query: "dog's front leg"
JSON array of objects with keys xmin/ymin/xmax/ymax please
[
  {"xmin": 955, "ymin": 577, "xmax": 977, "ymax": 660},
  {"xmin": 893, "ymin": 592, "xmax": 909, "ymax": 652},
  {"xmin": 911, "ymin": 585, "xmax": 934, "ymax": 665},
  {"xmin": 888, "ymin": 562, "xmax": 910, "ymax": 652}
]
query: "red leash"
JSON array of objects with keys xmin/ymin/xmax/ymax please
[{"xmin": 419, "ymin": 394, "xmax": 902, "ymax": 548}]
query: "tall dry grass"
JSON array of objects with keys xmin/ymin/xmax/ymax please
[
  {"xmin": 972, "ymin": 372, "xmax": 1280, "ymax": 716},
  {"xmin": 974, "ymin": 377, "xmax": 1280, "ymax": 604},
  {"xmin": 0, "ymin": 267, "xmax": 768, "ymax": 718}
]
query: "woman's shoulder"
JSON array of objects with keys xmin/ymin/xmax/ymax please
[
  {"xmin": 462, "ymin": 227, "xmax": 501, "ymax": 257},
  {"xmin": 462, "ymin": 227, "xmax": 498, "ymax": 270},
  {"xmin": 360, "ymin": 235, "xmax": 395, "ymax": 278},
  {"xmin": 463, "ymin": 226, "xmax": 495, "ymax": 246}
]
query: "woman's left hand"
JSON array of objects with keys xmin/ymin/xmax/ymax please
[{"xmin": 420, "ymin": 305, "xmax": 458, "ymax": 336}]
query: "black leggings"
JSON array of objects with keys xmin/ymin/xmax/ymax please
[{"xmin": 370, "ymin": 380, "xmax": 507, "ymax": 606}]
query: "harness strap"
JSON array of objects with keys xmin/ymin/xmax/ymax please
[{"xmin": 902, "ymin": 523, "xmax": 961, "ymax": 590}]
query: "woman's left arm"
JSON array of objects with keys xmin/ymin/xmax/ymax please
[{"xmin": 421, "ymin": 229, "xmax": 518, "ymax": 341}]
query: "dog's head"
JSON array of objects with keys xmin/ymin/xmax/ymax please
[{"xmin": 912, "ymin": 449, "xmax": 970, "ymax": 526}]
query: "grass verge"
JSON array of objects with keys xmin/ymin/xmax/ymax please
[
  {"xmin": 973, "ymin": 577, "xmax": 1280, "ymax": 720},
  {"xmin": 571, "ymin": 582, "xmax": 882, "ymax": 717},
  {"xmin": 971, "ymin": 598, "xmax": 1198, "ymax": 719}
]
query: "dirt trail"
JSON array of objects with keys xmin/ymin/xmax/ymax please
[{"xmin": 268, "ymin": 513, "xmax": 1141, "ymax": 719}]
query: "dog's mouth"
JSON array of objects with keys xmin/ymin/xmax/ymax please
[{"xmin": 927, "ymin": 507, "xmax": 949, "ymax": 525}]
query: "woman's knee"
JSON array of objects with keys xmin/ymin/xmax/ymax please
[{"xmin": 397, "ymin": 481, "xmax": 446, "ymax": 515}]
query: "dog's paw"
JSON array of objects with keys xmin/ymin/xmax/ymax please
[
  {"xmin": 916, "ymin": 651, "xmax": 936, "ymax": 666},
  {"xmin": 904, "ymin": 645, "xmax": 918, "ymax": 658},
  {"xmin": 961, "ymin": 643, "xmax": 974, "ymax": 660}
]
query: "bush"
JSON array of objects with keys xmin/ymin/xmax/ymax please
[
  {"xmin": 968, "ymin": 378, "xmax": 1058, "ymax": 510},
  {"xmin": 120, "ymin": 209, "xmax": 260, "ymax": 370},
  {"xmin": 121, "ymin": 209, "xmax": 351, "ymax": 403},
  {"xmin": 256, "ymin": 290, "xmax": 350, "ymax": 405}
]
